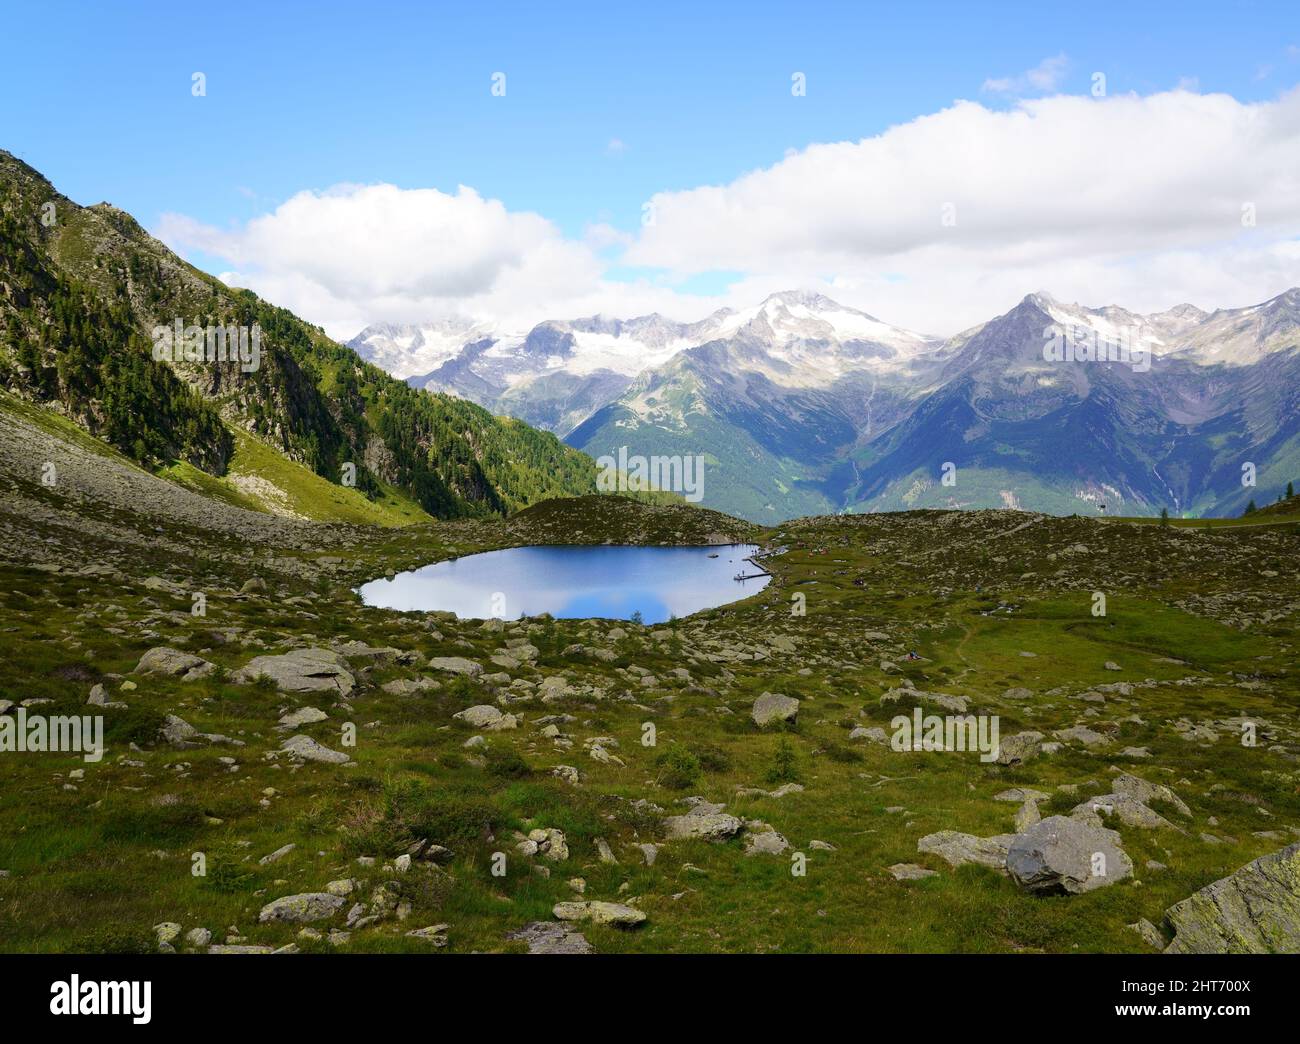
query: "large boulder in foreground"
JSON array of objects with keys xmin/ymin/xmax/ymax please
[
  {"xmin": 1163, "ymin": 842, "xmax": 1300, "ymax": 953},
  {"xmin": 232, "ymin": 648, "xmax": 355, "ymax": 696},
  {"xmin": 751, "ymin": 692, "xmax": 800, "ymax": 727},
  {"xmin": 1006, "ymin": 815, "xmax": 1132, "ymax": 894}
]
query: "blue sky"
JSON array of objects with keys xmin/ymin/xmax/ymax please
[{"xmin": 3, "ymin": 0, "xmax": 1299, "ymax": 336}]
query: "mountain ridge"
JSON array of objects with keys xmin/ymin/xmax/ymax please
[{"xmin": 351, "ymin": 286, "xmax": 1300, "ymax": 521}]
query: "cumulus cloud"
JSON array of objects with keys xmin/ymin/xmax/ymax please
[
  {"xmin": 157, "ymin": 183, "xmax": 736, "ymax": 338},
  {"xmin": 157, "ymin": 88, "xmax": 1300, "ymax": 341},
  {"xmin": 624, "ymin": 88, "xmax": 1300, "ymax": 333}
]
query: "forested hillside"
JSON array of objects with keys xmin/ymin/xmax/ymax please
[{"xmin": 0, "ymin": 150, "xmax": 598, "ymax": 518}]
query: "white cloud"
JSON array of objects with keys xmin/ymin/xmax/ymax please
[
  {"xmin": 157, "ymin": 88, "xmax": 1300, "ymax": 342},
  {"xmin": 624, "ymin": 88, "xmax": 1300, "ymax": 333},
  {"xmin": 156, "ymin": 183, "xmax": 723, "ymax": 338},
  {"xmin": 982, "ymin": 53, "xmax": 1069, "ymax": 94}
]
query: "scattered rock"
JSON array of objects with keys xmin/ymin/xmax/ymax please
[
  {"xmin": 258, "ymin": 892, "xmax": 347, "ymax": 924},
  {"xmin": 278, "ymin": 706, "xmax": 329, "ymax": 729},
  {"xmin": 1005, "ymin": 815, "xmax": 1132, "ymax": 894},
  {"xmin": 508, "ymin": 921, "xmax": 593, "ymax": 954},
  {"xmin": 281, "ymin": 734, "xmax": 352, "ymax": 765},
  {"xmin": 428, "ymin": 656, "xmax": 483, "ymax": 677},
  {"xmin": 751, "ymin": 691, "xmax": 800, "ymax": 727},
  {"xmin": 133, "ymin": 647, "xmax": 215, "ymax": 682},
  {"xmin": 406, "ymin": 924, "xmax": 450, "ymax": 946},
  {"xmin": 917, "ymin": 831, "xmax": 1014, "ymax": 870},
  {"xmin": 888, "ymin": 863, "xmax": 938, "ymax": 880},
  {"xmin": 552, "ymin": 901, "xmax": 646, "ymax": 927},
  {"xmin": 233, "ymin": 648, "xmax": 355, "ymax": 696},
  {"xmin": 743, "ymin": 828, "xmax": 790, "ymax": 856},
  {"xmin": 1128, "ymin": 918, "xmax": 1166, "ymax": 950},
  {"xmin": 996, "ymin": 731, "xmax": 1044, "ymax": 765}
]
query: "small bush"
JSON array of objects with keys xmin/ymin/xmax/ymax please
[
  {"xmin": 205, "ymin": 858, "xmax": 259, "ymax": 894},
  {"xmin": 74, "ymin": 926, "xmax": 155, "ymax": 954},
  {"xmin": 342, "ymin": 780, "xmax": 499, "ymax": 857},
  {"xmin": 689, "ymin": 742, "xmax": 731, "ymax": 774},
  {"xmin": 485, "ymin": 747, "xmax": 532, "ymax": 779},
  {"xmin": 102, "ymin": 706, "xmax": 168, "ymax": 747},
  {"xmin": 655, "ymin": 742, "xmax": 701, "ymax": 790},
  {"xmin": 820, "ymin": 740, "xmax": 863, "ymax": 764},
  {"xmin": 764, "ymin": 738, "xmax": 801, "ymax": 785}
]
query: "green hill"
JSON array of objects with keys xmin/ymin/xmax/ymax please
[{"xmin": 0, "ymin": 149, "xmax": 598, "ymax": 522}]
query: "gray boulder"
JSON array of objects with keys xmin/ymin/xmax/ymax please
[
  {"xmin": 552, "ymin": 901, "xmax": 645, "ymax": 927},
  {"xmin": 508, "ymin": 920, "xmax": 593, "ymax": 953},
  {"xmin": 664, "ymin": 804, "xmax": 744, "ymax": 841},
  {"xmin": 743, "ymin": 829, "xmax": 791, "ymax": 856},
  {"xmin": 507, "ymin": 920, "xmax": 594, "ymax": 954},
  {"xmin": 996, "ymin": 731, "xmax": 1044, "ymax": 765},
  {"xmin": 917, "ymin": 830, "xmax": 1014, "ymax": 870},
  {"xmin": 133, "ymin": 647, "xmax": 215, "ymax": 682},
  {"xmin": 258, "ymin": 892, "xmax": 346, "ymax": 924},
  {"xmin": 888, "ymin": 862, "xmax": 939, "ymax": 880},
  {"xmin": 1054, "ymin": 725, "xmax": 1111, "ymax": 748},
  {"xmin": 278, "ymin": 706, "xmax": 329, "ymax": 730},
  {"xmin": 428, "ymin": 656, "xmax": 483, "ymax": 677},
  {"xmin": 233, "ymin": 648, "xmax": 355, "ymax": 696},
  {"xmin": 281, "ymin": 734, "xmax": 352, "ymax": 765},
  {"xmin": 751, "ymin": 692, "xmax": 800, "ymax": 727},
  {"xmin": 453, "ymin": 704, "xmax": 505, "ymax": 728},
  {"xmin": 160, "ymin": 714, "xmax": 199, "ymax": 747},
  {"xmin": 1006, "ymin": 815, "xmax": 1132, "ymax": 894}
]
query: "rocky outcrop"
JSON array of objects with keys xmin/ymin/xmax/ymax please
[
  {"xmin": 233, "ymin": 648, "xmax": 355, "ymax": 696},
  {"xmin": 552, "ymin": 901, "xmax": 645, "ymax": 927},
  {"xmin": 917, "ymin": 830, "xmax": 1014, "ymax": 870},
  {"xmin": 507, "ymin": 921, "xmax": 593, "ymax": 953},
  {"xmin": 1162, "ymin": 843, "xmax": 1300, "ymax": 953}
]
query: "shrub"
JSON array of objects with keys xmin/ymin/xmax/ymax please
[
  {"xmin": 764, "ymin": 738, "xmax": 800, "ymax": 785},
  {"xmin": 485, "ymin": 747, "xmax": 532, "ymax": 779},
  {"xmin": 655, "ymin": 742, "xmax": 701, "ymax": 790},
  {"xmin": 74, "ymin": 926, "xmax": 155, "ymax": 954},
  {"xmin": 689, "ymin": 742, "xmax": 731, "ymax": 774}
]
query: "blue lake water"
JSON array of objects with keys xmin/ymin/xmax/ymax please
[{"xmin": 357, "ymin": 544, "xmax": 769, "ymax": 623}]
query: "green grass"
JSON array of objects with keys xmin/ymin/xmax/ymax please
[
  {"xmin": 0, "ymin": 494, "xmax": 1297, "ymax": 954},
  {"xmin": 218, "ymin": 427, "xmax": 431, "ymax": 526}
]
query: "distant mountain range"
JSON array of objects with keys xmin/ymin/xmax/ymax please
[{"xmin": 349, "ymin": 288, "xmax": 1300, "ymax": 522}]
